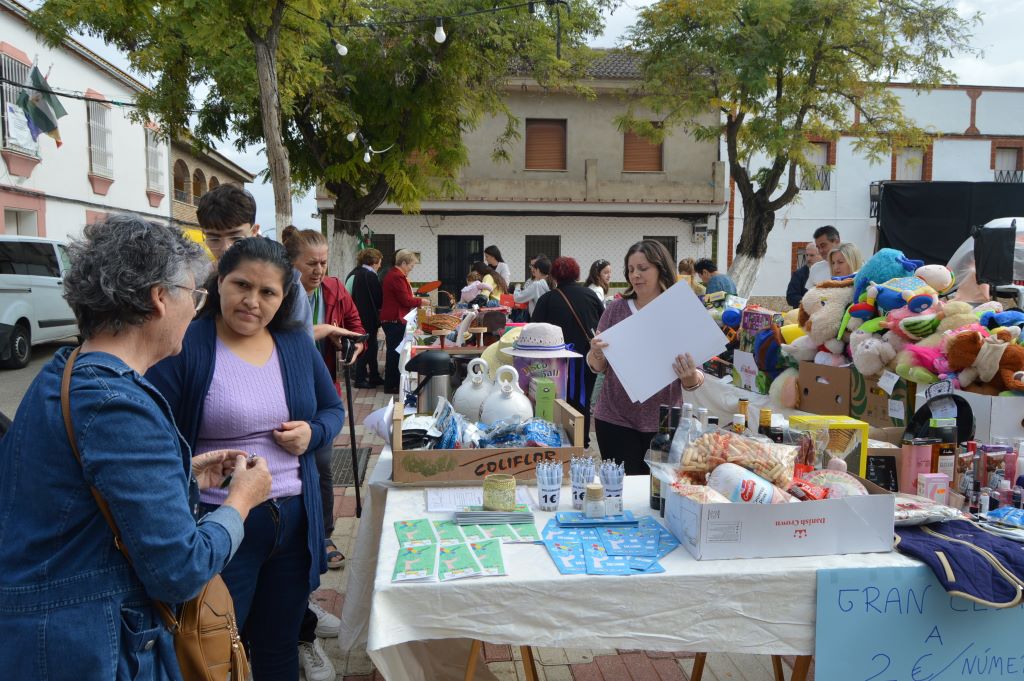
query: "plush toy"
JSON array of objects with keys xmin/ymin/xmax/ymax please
[
  {"xmin": 849, "ymin": 328, "xmax": 898, "ymax": 377},
  {"xmin": 893, "ymin": 301, "xmax": 982, "ymax": 384},
  {"xmin": 753, "ymin": 328, "xmax": 790, "ymax": 380},
  {"xmin": 781, "ymin": 279, "xmax": 854, "ymax": 364},
  {"xmin": 768, "ymin": 366, "xmax": 800, "ymax": 409},
  {"xmin": 979, "ymin": 310, "xmax": 1024, "ymax": 331},
  {"xmin": 946, "ymin": 330, "xmax": 1024, "ymax": 395},
  {"xmin": 915, "ymin": 264, "xmax": 956, "ymax": 295},
  {"xmin": 866, "ymin": 276, "xmax": 939, "ymax": 315},
  {"xmin": 853, "ymin": 248, "xmax": 923, "ymax": 303}
]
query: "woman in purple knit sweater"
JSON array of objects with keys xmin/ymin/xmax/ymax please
[
  {"xmin": 587, "ymin": 240, "xmax": 705, "ymax": 475},
  {"xmin": 148, "ymin": 238, "xmax": 343, "ymax": 681}
]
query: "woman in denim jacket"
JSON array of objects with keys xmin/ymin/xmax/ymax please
[
  {"xmin": 148, "ymin": 237, "xmax": 344, "ymax": 681},
  {"xmin": 0, "ymin": 216, "xmax": 272, "ymax": 681}
]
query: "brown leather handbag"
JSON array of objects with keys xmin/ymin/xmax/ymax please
[{"xmin": 60, "ymin": 347, "xmax": 249, "ymax": 681}]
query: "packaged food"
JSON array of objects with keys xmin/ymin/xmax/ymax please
[
  {"xmin": 801, "ymin": 470, "xmax": 869, "ymax": 498},
  {"xmin": 521, "ymin": 418, "xmax": 562, "ymax": 448},
  {"xmin": 680, "ymin": 431, "xmax": 798, "ymax": 488},
  {"xmin": 893, "ymin": 493, "xmax": 970, "ymax": 526},
  {"xmin": 707, "ymin": 463, "xmax": 793, "ymax": 504},
  {"xmin": 788, "ymin": 478, "xmax": 829, "ymax": 501},
  {"xmin": 670, "ymin": 483, "xmax": 730, "ymax": 504}
]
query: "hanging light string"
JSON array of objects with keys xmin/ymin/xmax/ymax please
[{"xmin": 286, "ymin": 0, "xmax": 570, "ymax": 54}]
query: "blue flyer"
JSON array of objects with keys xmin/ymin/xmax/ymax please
[
  {"xmin": 543, "ymin": 540, "xmax": 587, "ymax": 575},
  {"xmin": 555, "ymin": 510, "xmax": 637, "ymax": 527},
  {"xmin": 582, "ymin": 542, "xmax": 634, "ymax": 575},
  {"xmin": 598, "ymin": 527, "xmax": 660, "ymax": 556},
  {"xmin": 541, "ymin": 518, "xmax": 599, "ymax": 543}
]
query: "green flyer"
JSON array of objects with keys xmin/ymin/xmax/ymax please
[
  {"xmin": 460, "ymin": 525, "xmax": 486, "ymax": 542},
  {"xmin": 481, "ymin": 524, "xmax": 520, "ymax": 542},
  {"xmin": 511, "ymin": 523, "xmax": 540, "ymax": 542},
  {"xmin": 394, "ymin": 519, "xmax": 437, "ymax": 547},
  {"xmin": 469, "ymin": 539, "xmax": 507, "ymax": 577},
  {"xmin": 392, "ymin": 545, "xmax": 437, "ymax": 582},
  {"xmin": 437, "ymin": 543, "xmax": 482, "ymax": 581},
  {"xmin": 432, "ymin": 520, "xmax": 466, "ymax": 546}
]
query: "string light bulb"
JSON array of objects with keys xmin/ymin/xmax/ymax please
[
  {"xmin": 332, "ymin": 38, "xmax": 348, "ymax": 56},
  {"xmin": 346, "ymin": 131, "xmax": 357, "ymax": 142},
  {"xmin": 363, "ymin": 151, "xmax": 372, "ymax": 163},
  {"xmin": 433, "ymin": 17, "xmax": 446, "ymax": 43}
]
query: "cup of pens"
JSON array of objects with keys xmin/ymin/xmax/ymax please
[
  {"xmin": 570, "ymin": 456, "xmax": 595, "ymax": 510},
  {"xmin": 535, "ymin": 461, "xmax": 563, "ymax": 511},
  {"xmin": 599, "ymin": 461, "xmax": 625, "ymax": 516}
]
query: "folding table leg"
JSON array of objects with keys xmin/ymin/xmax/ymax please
[
  {"xmin": 790, "ymin": 655, "xmax": 813, "ymax": 681},
  {"xmin": 520, "ymin": 646, "xmax": 540, "ymax": 681},
  {"xmin": 771, "ymin": 655, "xmax": 785, "ymax": 681},
  {"xmin": 463, "ymin": 640, "xmax": 483, "ymax": 681},
  {"xmin": 690, "ymin": 652, "xmax": 707, "ymax": 681}
]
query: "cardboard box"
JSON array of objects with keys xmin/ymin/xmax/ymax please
[
  {"xmin": 664, "ymin": 476, "xmax": 895, "ymax": 560},
  {"xmin": 731, "ymin": 350, "xmax": 771, "ymax": 394},
  {"xmin": 391, "ymin": 399, "xmax": 584, "ymax": 485},
  {"xmin": 789, "ymin": 414, "xmax": 869, "ymax": 473},
  {"xmin": 850, "ymin": 369, "xmax": 916, "ymax": 429},
  {"xmin": 917, "ymin": 473, "xmax": 950, "ymax": 505},
  {"xmin": 798, "ymin": 362, "xmax": 851, "ymax": 415},
  {"xmin": 738, "ymin": 306, "xmax": 782, "ymax": 353}
]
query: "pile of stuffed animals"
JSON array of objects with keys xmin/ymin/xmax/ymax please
[{"xmin": 725, "ymin": 247, "xmax": 1024, "ymax": 404}]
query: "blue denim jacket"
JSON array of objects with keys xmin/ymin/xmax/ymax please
[{"xmin": 0, "ymin": 348, "xmax": 244, "ymax": 681}]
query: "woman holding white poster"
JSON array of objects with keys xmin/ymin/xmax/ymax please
[{"xmin": 586, "ymin": 240, "xmax": 705, "ymax": 474}]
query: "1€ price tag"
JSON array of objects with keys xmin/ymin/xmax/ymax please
[
  {"xmin": 878, "ymin": 370, "xmax": 900, "ymax": 396},
  {"xmin": 888, "ymin": 399, "xmax": 906, "ymax": 421}
]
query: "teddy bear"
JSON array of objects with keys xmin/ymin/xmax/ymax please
[
  {"xmin": 781, "ymin": 279, "xmax": 854, "ymax": 364},
  {"xmin": 945, "ymin": 330, "xmax": 1024, "ymax": 395},
  {"xmin": 849, "ymin": 328, "xmax": 898, "ymax": 376},
  {"xmin": 853, "ymin": 248, "xmax": 924, "ymax": 304},
  {"xmin": 893, "ymin": 301, "xmax": 983, "ymax": 383}
]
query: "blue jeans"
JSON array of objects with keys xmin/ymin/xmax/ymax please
[{"xmin": 201, "ymin": 496, "xmax": 310, "ymax": 681}]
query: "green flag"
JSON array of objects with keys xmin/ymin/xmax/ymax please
[{"xmin": 17, "ymin": 65, "xmax": 68, "ymax": 147}]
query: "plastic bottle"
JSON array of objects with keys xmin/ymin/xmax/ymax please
[
  {"xmin": 998, "ymin": 479, "xmax": 1013, "ymax": 507},
  {"xmin": 979, "ymin": 486, "xmax": 991, "ymax": 516},
  {"xmin": 731, "ymin": 414, "xmax": 747, "ymax": 435}
]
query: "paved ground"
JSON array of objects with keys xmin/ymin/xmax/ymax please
[{"xmin": 5, "ymin": 339, "xmax": 812, "ymax": 681}]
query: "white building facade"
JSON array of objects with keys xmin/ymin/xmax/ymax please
[
  {"xmin": 726, "ymin": 84, "xmax": 1024, "ymax": 298},
  {"xmin": 0, "ymin": 0, "xmax": 171, "ymax": 241},
  {"xmin": 318, "ymin": 54, "xmax": 727, "ymax": 293}
]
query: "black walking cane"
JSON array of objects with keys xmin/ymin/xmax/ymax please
[{"xmin": 339, "ymin": 336, "xmax": 367, "ymax": 518}]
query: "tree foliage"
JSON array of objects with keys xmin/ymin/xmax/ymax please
[{"xmin": 625, "ymin": 0, "xmax": 978, "ymax": 294}]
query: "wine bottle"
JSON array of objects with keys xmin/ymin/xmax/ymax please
[{"xmin": 649, "ymin": 405, "xmax": 673, "ymax": 510}]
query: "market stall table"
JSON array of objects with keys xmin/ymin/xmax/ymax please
[{"xmin": 363, "ymin": 475, "xmax": 917, "ymax": 681}]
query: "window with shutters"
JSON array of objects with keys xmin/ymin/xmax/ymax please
[
  {"xmin": 623, "ymin": 124, "xmax": 663, "ymax": 172},
  {"xmin": 799, "ymin": 142, "xmax": 831, "ymax": 190},
  {"xmin": 894, "ymin": 148, "xmax": 924, "ymax": 181},
  {"xmin": 994, "ymin": 147, "xmax": 1022, "ymax": 183},
  {"xmin": 88, "ymin": 100, "xmax": 113, "ymax": 178},
  {"xmin": 525, "ymin": 119, "xmax": 566, "ymax": 171},
  {"xmin": 1, "ymin": 54, "xmax": 36, "ymax": 156},
  {"xmin": 644, "ymin": 235, "xmax": 677, "ymax": 263},
  {"xmin": 524, "ymin": 234, "xmax": 561, "ymax": 281},
  {"xmin": 145, "ymin": 129, "xmax": 164, "ymax": 192}
]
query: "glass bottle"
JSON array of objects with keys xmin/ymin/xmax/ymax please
[{"xmin": 649, "ymin": 405, "xmax": 673, "ymax": 510}]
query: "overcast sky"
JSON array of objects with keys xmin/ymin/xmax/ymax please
[{"xmin": 34, "ymin": 0, "xmax": 1024, "ymax": 234}]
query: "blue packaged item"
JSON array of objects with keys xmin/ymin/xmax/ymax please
[
  {"xmin": 987, "ymin": 506, "xmax": 1024, "ymax": 527},
  {"xmin": 522, "ymin": 418, "xmax": 561, "ymax": 448}
]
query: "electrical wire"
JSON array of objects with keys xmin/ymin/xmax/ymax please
[{"xmin": 287, "ymin": 0, "xmax": 568, "ymax": 31}]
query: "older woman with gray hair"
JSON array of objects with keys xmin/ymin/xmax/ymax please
[{"xmin": 0, "ymin": 215, "xmax": 271, "ymax": 680}]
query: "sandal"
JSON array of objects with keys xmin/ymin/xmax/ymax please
[{"xmin": 326, "ymin": 541, "xmax": 346, "ymax": 569}]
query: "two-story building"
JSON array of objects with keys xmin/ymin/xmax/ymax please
[
  {"xmin": 317, "ymin": 52, "xmax": 727, "ymax": 294},
  {"xmin": 1, "ymin": 0, "xmax": 254, "ymax": 243},
  {"xmin": 725, "ymin": 84, "xmax": 1024, "ymax": 298}
]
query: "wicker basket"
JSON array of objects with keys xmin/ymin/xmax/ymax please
[{"xmin": 422, "ymin": 313, "xmax": 462, "ymax": 333}]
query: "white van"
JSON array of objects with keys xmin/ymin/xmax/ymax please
[{"xmin": 0, "ymin": 235, "xmax": 78, "ymax": 369}]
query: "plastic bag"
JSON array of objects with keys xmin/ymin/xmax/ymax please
[
  {"xmin": 707, "ymin": 463, "xmax": 793, "ymax": 504},
  {"xmin": 478, "ymin": 416, "xmax": 526, "ymax": 448},
  {"xmin": 680, "ymin": 431, "xmax": 798, "ymax": 488},
  {"xmin": 893, "ymin": 493, "xmax": 970, "ymax": 526},
  {"xmin": 801, "ymin": 469, "xmax": 869, "ymax": 499},
  {"xmin": 521, "ymin": 418, "xmax": 562, "ymax": 448},
  {"xmin": 670, "ymin": 482, "xmax": 730, "ymax": 504}
]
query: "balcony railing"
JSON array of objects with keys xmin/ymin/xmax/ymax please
[
  {"xmin": 995, "ymin": 169, "xmax": 1023, "ymax": 183},
  {"xmin": 799, "ymin": 165, "xmax": 831, "ymax": 191},
  {"xmin": 173, "ymin": 189, "xmax": 191, "ymax": 202}
]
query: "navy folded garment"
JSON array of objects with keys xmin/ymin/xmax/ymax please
[{"xmin": 895, "ymin": 523, "xmax": 1023, "ymax": 609}]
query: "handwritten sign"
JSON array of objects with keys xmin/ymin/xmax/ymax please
[{"xmin": 816, "ymin": 566, "xmax": 1024, "ymax": 681}]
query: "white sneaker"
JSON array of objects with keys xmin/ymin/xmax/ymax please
[
  {"xmin": 298, "ymin": 639, "xmax": 335, "ymax": 681},
  {"xmin": 308, "ymin": 600, "xmax": 340, "ymax": 638}
]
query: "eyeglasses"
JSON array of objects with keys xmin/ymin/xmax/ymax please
[{"xmin": 171, "ymin": 285, "xmax": 209, "ymax": 312}]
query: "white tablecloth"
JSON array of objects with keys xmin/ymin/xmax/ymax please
[{"xmin": 364, "ymin": 475, "xmax": 917, "ymax": 680}]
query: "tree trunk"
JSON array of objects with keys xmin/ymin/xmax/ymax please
[
  {"xmin": 328, "ymin": 196, "xmax": 365, "ymax": 284},
  {"xmin": 251, "ymin": 38, "xmax": 292, "ymax": 232},
  {"xmin": 728, "ymin": 204, "xmax": 776, "ymax": 296}
]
